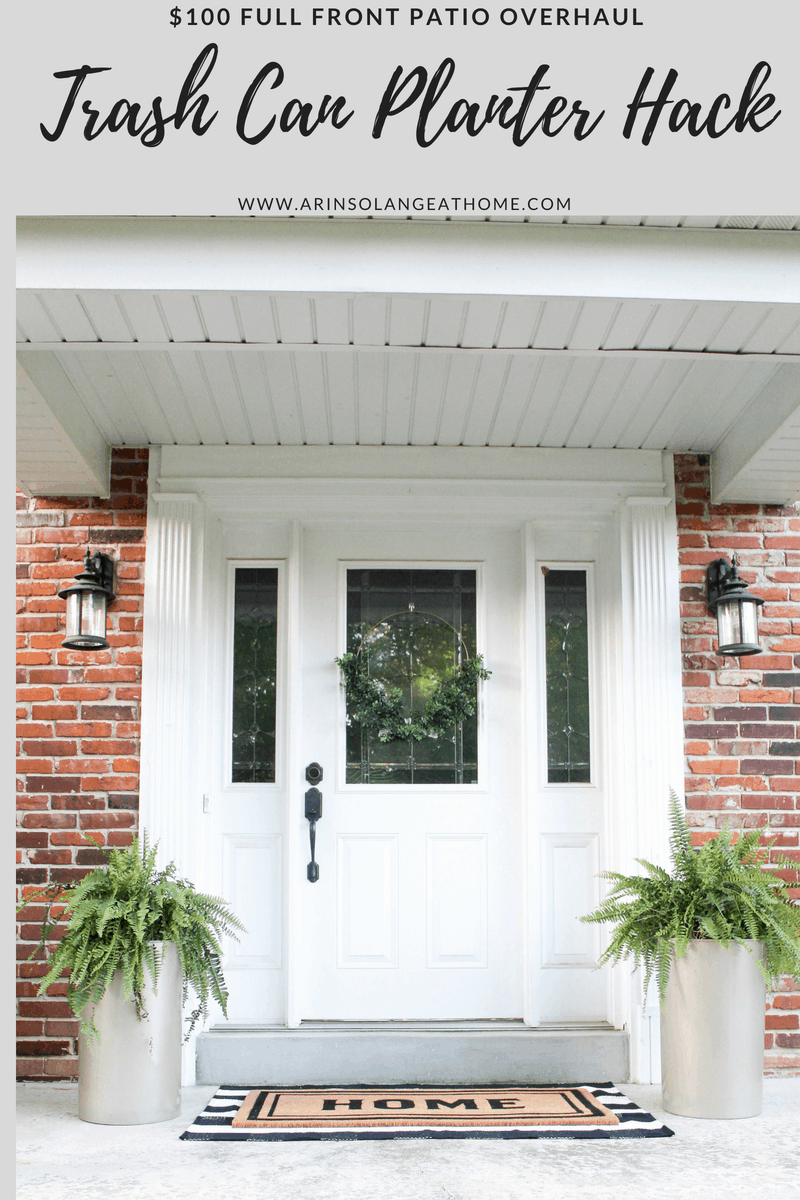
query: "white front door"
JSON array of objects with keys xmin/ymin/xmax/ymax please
[
  {"xmin": 298, "ymin": 524, "xmax": 524, "ymax": 1020},
  {"xmin": 205, "ymin": 504, "xmax": 607, "ymax": 1029}
]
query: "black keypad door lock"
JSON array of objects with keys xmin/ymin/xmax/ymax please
[
  {"xmin": 305, "ymin": 762, "xmax": 323, "ymax": 785},
  {"xmin": 305, "ymin": 784, "xmax": 322, "ymax": 882}
]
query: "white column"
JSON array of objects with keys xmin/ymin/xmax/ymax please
[
  {"xmin": 139, "ymin": 491, "xmax": 203, "ymax": 869},
  {"xmin": 139, "ymin": 485, "xmax": 204, "ymax": 1084},
  {"xmin": 620, "ymin": 492, "xmax": 684, "ymax": 1084}
]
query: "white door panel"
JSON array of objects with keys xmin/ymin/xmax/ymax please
[{"xmin": 299, "ymin": 525, "xmax": 523, "ymax": 1020}]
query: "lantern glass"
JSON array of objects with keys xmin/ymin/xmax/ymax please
[
  {"xmin": 64, "ymin": 588, "xmax": 108, "ymax": 649},
  {"xmin": 716, "ymin": 596, "xmax": 761, "ymax": 656}
]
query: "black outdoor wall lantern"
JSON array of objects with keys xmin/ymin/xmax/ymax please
[
  {"xmin": 706, "ymin": 555, "xmax": 764, "ymax": 657},
  {"xmin": 58, "ymin": 549, "xmax": 116, "ymax": 650}
]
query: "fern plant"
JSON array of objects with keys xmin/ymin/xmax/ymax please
[
  {"xmin": 581, "ymin": 794, "xmax": 800, "ymax": 1003},
  {"xmin": 20, "ymin": 835, "xmax": 244, "ymax": 1040}
]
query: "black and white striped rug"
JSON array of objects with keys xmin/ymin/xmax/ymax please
[{"xmin": 181, "ymin": 1083, "xmax": 674, "ymax": 1140}]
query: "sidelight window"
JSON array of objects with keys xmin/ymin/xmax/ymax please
[
  {"xmin": 231, "ymin": 567, "xmax": 279, "ymax": 784},
  {"xmin": 544, "ymin": 568, "xmax": 591, "ymax": 784}
]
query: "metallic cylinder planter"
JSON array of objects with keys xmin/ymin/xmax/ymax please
[
  {"xmin": 660, "ymin": 939, "xmax": 765, "ymax": 1119},
  {"xmin": 78, "ymin": 940, "xmax": 182, "ymax": 1125}
]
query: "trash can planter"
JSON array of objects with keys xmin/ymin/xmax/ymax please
[
  {"xmin": 78, "ymin": 940, "xmax": 182, "ymax": 1125},
  {"xmin": 660, "ymin": 939, "xmax": 766, "ymax": 1119}
]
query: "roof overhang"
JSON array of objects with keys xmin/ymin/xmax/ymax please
[{"xmin": 16, "ymin": 217, "xmax": 800, "ymax": 503}]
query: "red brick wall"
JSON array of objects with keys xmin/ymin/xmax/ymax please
[
  {"xmin": 16, "ymin": 449, "xmax": 148, "ymax": 1080},
  {"xmin": 676, "ymin": 453, "xmax": 800, "ymax": 1076}
]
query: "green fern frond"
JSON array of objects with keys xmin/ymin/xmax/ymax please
[
  {"xmin": 25, "ymin": 834, "xmax": 245, "ymax": 1040},
  {"xmin": 581, "ymin": 791, "xmax": 800, "ymax": 1005}
]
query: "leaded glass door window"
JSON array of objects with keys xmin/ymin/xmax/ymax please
[
  {"xmin": 543, "ymin": 569, "xmax": 590, "ymax": 783},
  {"xmin": 231, "ymin": 567, "xmax": 278, "ymax": 783},
  {"xmin": 345, "ymin": 568, "xmax": 479, "ymax": 785}
]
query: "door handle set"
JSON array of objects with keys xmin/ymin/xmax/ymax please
[{"xmin": 304, "ymin": 762, "xmax": 323, "ymax": 882}]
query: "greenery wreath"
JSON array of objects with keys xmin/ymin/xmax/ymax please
[{"xmin": 335, "ymin": 650, "xmax": 491, "ymax": 743}]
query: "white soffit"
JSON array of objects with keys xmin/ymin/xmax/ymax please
[
  {"xmin": 16, "ymin": 362, "xmax": 110, "ymax": 497},
  {"xmin": 15, "ymin": 219, "xmax": 800, "ymax": 502}
]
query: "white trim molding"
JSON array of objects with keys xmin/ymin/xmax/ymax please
[
  {"xmin": 619, "ymin": 487, "xmax": 684, "ymax": 1083},
  {"xmin": 139, "ymin": 480, "xmax": 205, "ymax": 1084}
]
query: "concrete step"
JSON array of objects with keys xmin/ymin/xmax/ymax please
[{"xmin": 196, "ymin": 1022, "xmax": 629, "ymax": 1085}]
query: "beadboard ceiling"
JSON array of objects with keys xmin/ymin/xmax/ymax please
[{"xmin": 16, "ymin": 218, "xmax": 800, "ymax": 503}]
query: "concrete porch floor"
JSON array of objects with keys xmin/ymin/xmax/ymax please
[{"xmin": 16, "ymin": 1079, "xmax": 800, "ymax": 1200}]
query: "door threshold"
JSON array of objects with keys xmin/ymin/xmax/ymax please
[{"xmin": 211, "ymin": 1019, "xmax": 616, "ymax": 1033}]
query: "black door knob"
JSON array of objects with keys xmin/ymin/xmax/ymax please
[{"xmin": 305, "ymin": 761, "xmax": 323, "ymax": 785}]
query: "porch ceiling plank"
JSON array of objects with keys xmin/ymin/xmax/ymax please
[
  {"xmin": 641, "ymin": 358, "xmax": 730, "ymax": 453},
  {"xmin": 261, "ymin": 353, "xmax": 306, "ymax": 444},
  {"xmin": 425, "ymin": 298, "xmax": 468, "ymax": 348},
  {"xmin": 274, "ymin": 296, "xmax": 315, "ymax": 344},
  {"xmin": 16, "ymin": 292, "xmax": 63, "ymax": 343},
  {"xmin": 197, "ymin": 352, "xmax": 254, "ymax": 445},
  {"xmin": 33, "ymin": 291, "xmax": 99, "ymax": 342},
  {"xmin": 460, "ymin": 297, "xmax": 506, "ymax": 349},
  {"xmin": 670, "ymin": 301, "xmax": 735, "ymax": 352},
  {"xmin": 155, "ymin": 293, "xmax": 206, "ymax": 342},
  {"xmin": 353, "ymin": 351, "xmax": 388, "ymax": 445},
  {"xmin": 619, "ymin": 357, "xmax": 698, "ymax": 450},
  {"xmin": 513, "ymin": 357, "xmax": 573, "ymax": 447},
  {"xmin": 777, "ymin": 322, "xmax": 800, "ymax": 355},
  {"xmin": 487, "ymin": 356, "xmax": 543, "ymax": 448},
  {"xmin": 77, "ymin": 292, "xmax": 136, "ymax": 343},
  {"xmin": 387, "ymin": 296, "xmax": 427, "ymax": 347},
  {"xmin": 103, "ymin": 351, "xmax": 179, "ymax": 445},
  {"xmin": 114, "ymin": 292, "xmax": 172, "ymax": 343},
  {"xmin": 705, "ymin": 302, "xmax": 774, "ymax": 354},
  {"xmin": 63, "ymin": 350, "xmax": 145, "ymax": 445},
  {"xmin": 167, "ymin": 351, "xmax": 228, "ymax": 444},
  {"xmin": 313, "ymin": 296, "xmax": 351, "ymax": 346},
  {"xmin": 352, "ymin": 294, "xmax": 389, "ymax": 347},
  {"xmin": 323, "ymin": 351, "xmax": 359, "ymax": 445},
  {"xmin": 132, "ymin": 352, "xmax": 203, "ymax": 446},
  {"xmin": 590, "ymin": 357, "xmax": 663, "ymax": 449},
  {"xmin": 195, "ymin": 293, "xmax": 245, "ymax": 343},
  {"xmin": 383, "ymin": 353, "xmax": 417, "ymax": 446},
  {"xmin": 540, "ymin": 357, "xmax": 605, "ymax": 448},
  {"xmin": 600, "ymin": 299, "xmax": 659, "ymax": 351},
  {"xmin": 495, "ymin": 298, "xmax": 542, "ymax": 349},
  {"xmin": 531, "ymin": 299, "xmax": 582, "ymax": 350},
  {"xmin": 461, "ymin": 354, "xmax": 514, "ymax": 447},
  {"xmin": 684, "ymin": 360, "xmax": 783, "ymax": 452},
  {"xmin": 292, "ymin": 352, "xmax": 332, "ymax": 446},
  {"xmin": 742, "ymin": 307, "xmax": 800, "ymax": 354},
  {"xmin": 680, "ymin": 215, "xmax": 727, "ymax": 228},
  {"xmin": 234, "ymin": 293, "xmax": 280, "ymax": 344},
  {"xmin": 634, "ymin": 301, "xmax": 698, "ymax": 351},
  {"xmin": 235, "ymin": 352, "xmax": 280, "ymax": 445},
  {"xmin": 408, "ymin": 353, "xmax": 451, "ymax": 446},
  {"xmin": 565, "ymin": 299, "xmax": 620, "ymax": 352},
  {"xmin": 565, "ymin": 357, "xmax": 635, "ymax": 449},
  {"xmin": 437, "ymin": 353, "xmax": 481, "ymax": 446}
]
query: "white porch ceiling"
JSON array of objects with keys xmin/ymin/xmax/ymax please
[{"xmin": 16, "ymin": 219, "xmax": 800, "ymax": 504}]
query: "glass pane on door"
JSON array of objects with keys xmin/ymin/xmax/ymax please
[
  {"xmin": 544, "ymin": 569, "xmax": 590, "ymax": 783},
  {"xmin": 231, "ymin": 567, "xmax": 278, "ymax": 783},
  {"xmin": 345, "ymin": 569, "xmax": 478, "ymax": 785}
]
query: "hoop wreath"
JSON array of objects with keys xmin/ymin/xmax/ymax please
[{"xmin": 335, "ymin": 648, "xmax": 490, "ymax": 744}]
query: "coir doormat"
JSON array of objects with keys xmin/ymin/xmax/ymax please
[{"xmin": 181, "ymin": 1084, "xmax": 674, "ymax": 1140}]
